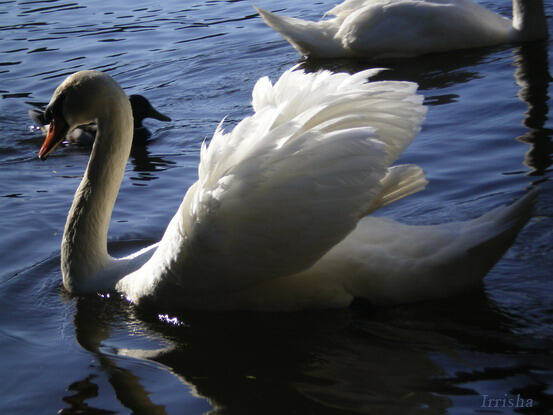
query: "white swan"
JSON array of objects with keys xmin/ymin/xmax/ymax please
[
  {"xmin": 38, "ymin": 68, "xmax": 535, "ymax": 311},
  {"xmin": 256, "ymin": 0, "xmax": 548, "ymax": 59}
]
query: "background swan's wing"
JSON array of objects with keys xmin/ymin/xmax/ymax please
[{"xmin": 138, "ymin": 68, "xmax": 426, "ymax": 296}]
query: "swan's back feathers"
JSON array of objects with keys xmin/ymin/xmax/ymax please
[
  {"xmin": 326, "ymin": 0, "xmax": 485, "ymax": 18},
  {"xmin": 337, "ymin": 0, "xmax": 514, "ymax": 57},
  {"xmin": 326, "ymin": 0, "xmax": 380, "ymax": 19},
  {"xmin": 127, "ymin": 68, "xmax": 426, "ymax": 300}
]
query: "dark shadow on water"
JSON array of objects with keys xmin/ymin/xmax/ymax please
[
  {"xmin": 67, "ymin": 296, "xmax": 168, "ymax": 415},
  {"xmin": 59, "ymin": 375, "xmax": 118, "ymax": 415},
  {"xmin": 298, "ymin": 44, "xmax": 514, "ymax": 93},
  {"xmin": 67, "ymin": 289, "xmax": 553, "ymax": 415},
  {"xmin": 128, "ymin": 139, "xmax": 176, "ymax": 183}
]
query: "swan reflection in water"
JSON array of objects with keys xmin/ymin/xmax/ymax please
[
  {"xmin": 300, "ymin": 42, "xmax": 518, "ymax": 106},
  {"xmin": 67, "ymin": 294, "xmax": 455, "ymax": 414},
  {"xmin": 513, "ymin": 40, "xmax": 553, "ymax": 176},
  {"xmin": 64, "ymin": 290, "xmax": 553, "ymax": 415}
]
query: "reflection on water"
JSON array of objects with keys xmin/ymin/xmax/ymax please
[
  {"xmin": 68, "ymin": 292, "xmax": 553, "ymax": 414},
  {"xmin": 513, "ymin": 41, "xmax": 553, "ymax": 176},
  {"xmin": 70, "ymin": 300, "xmax": 169, "ymax": 415},
  {"xmin": 129, "ymin": 143, "xmax": 176, "ymax": 183},
  {"xmin": 300, "ymin": 45, "xmax": 497, "ymax": 87}
]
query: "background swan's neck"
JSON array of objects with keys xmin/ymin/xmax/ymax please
[
  {"xmin": 512, "ymin": 0, "xmax": 547, "ymax": 41},
  {"xmin": 62, "ymin": 97, "xmax": 133, "ymax": 293}
]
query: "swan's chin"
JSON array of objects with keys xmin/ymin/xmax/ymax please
[{"xmin": 38, "ymin": 115, "xmax": 68, "ymax": 160}]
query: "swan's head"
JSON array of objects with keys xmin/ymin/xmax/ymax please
[{"xmin": 38, "ymin": 70, "xmax": 129, "ymax": 160}]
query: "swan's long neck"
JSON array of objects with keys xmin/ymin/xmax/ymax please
[
  {"xmin": 62, "ymin": 94, "xmax": 133, "ymax": 293},
  {"xmin": 512, "ymin": 0, "xmax": 548, "ymax": 41}
]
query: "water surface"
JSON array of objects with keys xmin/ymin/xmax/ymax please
[{"xmin": 1, "ymin": 1, "xmax": 552, "ymax": 413}]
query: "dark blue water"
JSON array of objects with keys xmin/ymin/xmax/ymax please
[{"xmin": 1, "ymin": 1, "xmax": 552, "ymax": 413}]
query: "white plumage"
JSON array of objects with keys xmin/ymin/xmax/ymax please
[
  {"xmin": 38, "ymin": 67, "xmax": 535, "ymax": 311},
  {"xmin": 256, "ymin": 0, "xmax": 547, "ymax": 59}
]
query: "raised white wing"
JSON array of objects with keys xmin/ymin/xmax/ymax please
[{"xmin": 130, "ymin": 67, "xmax": 426, "ymax": 297}]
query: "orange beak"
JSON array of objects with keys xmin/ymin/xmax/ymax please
[{"xmin": 38, "ymin": 115, "xmax": 68, "ymax": 160}]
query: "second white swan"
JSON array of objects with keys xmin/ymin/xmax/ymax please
[
  {"xmin": 256, "ymin": 0, "xmax": 548, "ymax": 59},
  {"xmin": 38, "ymin": 68, "xmax": 535, "ymax": 311}
]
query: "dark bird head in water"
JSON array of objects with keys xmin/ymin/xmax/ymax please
[{"xmin": 129, "ymin": 94, "xmax": 171, "ymax": 129}]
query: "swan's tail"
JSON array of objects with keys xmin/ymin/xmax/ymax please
[
  {"xmin": 430, "ymin": 189, "xmax": 538, "ymax": 297},
  {"xmin": 466, "ymin": 188, "xmax": 537, "ymax": 261},
  {"xmin": 255, "ymin": 7, "xmax": 343, "ymax": 58},
  {"xmin": 345, "ymin": 189, "xmax": 538, "ymax": 306}
]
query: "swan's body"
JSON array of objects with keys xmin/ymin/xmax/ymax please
[
  {"xmin": 29, "ymin": 94, "xmax": 170, "ymax": 145},
  {"xmin": 256, "ymin": 0, "xmax": 547, "ymax": 59},
  {"xmin": 38, "ymin": 68, "xmax": 535, "ymax": 311}
]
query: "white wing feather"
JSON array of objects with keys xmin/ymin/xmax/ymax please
[{"xmin": 119, "ymin": 67, "xmax": 426, "ymax": 301}]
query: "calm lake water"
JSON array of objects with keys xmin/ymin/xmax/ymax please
[{"xmin": 1, "ymin": 0, "xmax": 552, "ymax": 413}]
